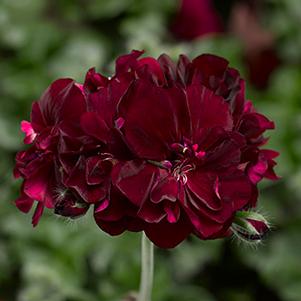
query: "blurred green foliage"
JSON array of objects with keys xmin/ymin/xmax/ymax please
[{"xmin": 1, "ymin": 0, "xmax": 301, "ymax": 300}]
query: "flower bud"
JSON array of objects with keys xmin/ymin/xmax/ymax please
[
  {"xmin": 54, "ymin": 192, "xmax": 89, "ymax": 219},
  {"xmin": 231, "ymin": 211, "xmax": 270, "ymax": 242}
]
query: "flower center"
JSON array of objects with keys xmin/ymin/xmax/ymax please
[
  {"xmin": 172, "ymin": 160, "xmax": 195, "ymax": 184},
  {"xmin": 147, "ymin": 141, "xmax": 205, "ymax": 184}
]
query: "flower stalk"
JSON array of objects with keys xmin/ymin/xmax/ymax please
[{"xmin": 138, "ymin": 232, "xmax": 154, "ymax": 301}]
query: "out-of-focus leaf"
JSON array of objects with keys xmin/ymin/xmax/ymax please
[{"xmin": 48, "ymin": 32, "xmax": 107, "ymax": 81}]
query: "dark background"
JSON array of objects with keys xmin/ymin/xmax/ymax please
[{"xmin": 0, "ymin": 0, "xmax": 300, "ymax": 300}]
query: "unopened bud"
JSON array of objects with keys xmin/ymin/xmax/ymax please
[{"xmin": 231, "ymin": 211, "xmax": 270, "ymax": 243}]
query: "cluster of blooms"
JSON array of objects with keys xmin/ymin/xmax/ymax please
[{"xmin": 14, "ymin": 50, "xmax": 278, "ymax": 248}]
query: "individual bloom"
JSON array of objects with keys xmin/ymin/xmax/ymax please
[
  {"xmin": 171, "ymin": 0, "xmax": 223, "ymax": 40},
  {"xmin": 109, "ymin": 51, "xmax": 278, "ymax": 248},
  {"xmin": 112, "ymin": 76, "xmax": 256, "ymax": 248},
  {"xmin": 14, "ymin": 78, "xmax": 88, "ymax": 225}
]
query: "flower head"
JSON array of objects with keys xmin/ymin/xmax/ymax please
[{"xmin": 14, "ymin": 50, "xmax": 278, "ymax": 248}]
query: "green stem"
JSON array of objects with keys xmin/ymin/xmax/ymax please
[{"xmin": 138, "ymin": 232, "xmax": 154, "ymax": 301}]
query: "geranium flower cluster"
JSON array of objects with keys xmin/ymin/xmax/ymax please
[{"xmin": 14, "ymin": 50, "xmax": 278, "ymax": 248}]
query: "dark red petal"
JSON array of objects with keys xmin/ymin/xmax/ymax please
[
  {"xmin": 239, "ymin": 112, "xmax": 274, "ymax": 139},
  {"xmin": 150, "ymin": 176, "xmax": 178, "ymax": 203},
  {"xmin": 247, "ymin": 149, "xmax": 280, "ymax": 184},
  {"xmin": 176, "ymin": 54, "xmax": 191, "ymax": 84},
  {"xmin": 32, "ymin": 202, "xmax": 44, "ymax": 227},
  {"xmin": 118, "ymin": 79, "xmax": 189, "ymax": 160},
  {"xmin": 192, "ymin": 54, "xmax": 228, "ymax": 88},
  {"xmin": 64, "ymin": 157, "xmax": 107, "ymax": 204},
  {"xmin": 229, "ymin": 78, "xmax": 246, "ymax": 125},
  {"xmin": 261, "ymin": 149, "xmax": 279, "ymax": 159},
  {"xmin": 94, "ymin": 188, "xmax": 141, "ymax": 235},
  {"xmin": 115, "ymin": 50, "xmax": 143, "ymax": 75},
  {"xmin": 183, "ymin": 201, "xmax": 226, "ymax": 239},
  {"xmin": 157, "ymin": 54, "xmax": 177, "ymax": 86},
  {"xmin": 144, "ymin": 216, "xmax": 192, "ymax": 248},
  {"xmin": 94, "ymin": 197, "xmax": 125, "ymax": 222},
  {"xmin": 94, "ymin": 215, "xmax": 145, "ymax": 236},
  {"xmin": 112, "ymin": 161, "xmax": 157, "ymax": 206},
  {"xmin": 186, "ymin": 84, "xmax": 233, "ymax": 141},
  {"xmin": 15, "ymin": 194, "xmax": 34, "ymax": 213},
  {"xmin": 218, "ymin": 171, "xmax": 252, "ymax": 210},
  {"xmin": 94, "ymin": 219, "xmax": 127, "ymax": 236},
  {"xmin": 80, "ymin": 112, "xmax": 110, "ymax": 142},
  {"xmin": 86, "ymin": 156, "xmax": 112, "ymax": 186},
  {"xmin": 203, "ymin": 132, "xmax": 245, "ymax": 170},
  {"xmin": 137, "ymin": 57, "xmax": 165, "ymax": 83},
  {"xmin": 37, "ymin": 79, "xmax": 86, "ymax": 127},
  {"xmin": 31, "ymin": 102, "xmax": 46, "ymax": 132},
  {"xmin": 138, "ymin": 200, "xmax": 166, "ymax": 223},
  {"xmin": 187, "ymin": 171, "xmax": 221, "ymax": 211},
  {"xmin": 23, "ymin": 162, "xmax": 55, "ymax": 209},
  {"xmin": 84, "ymin": 67, "xmax": 108, "ymax": 92},
  {"xmin": 246, "ymin": 218, "xmax": 269, "ymax": 237}
]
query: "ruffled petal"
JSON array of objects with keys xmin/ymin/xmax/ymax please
[
  {"xmin": 15, "ymin": 193, "xmax": 34, "ymax": 213},
  {"xmin": 21, "ymin": 121, "xmax": 37, "ymax": 144},
  {"xmin": 186, "ymin": 84, "xmax": 233, "ymax": 141},
  {"xmin": 118, "ymin": 79, "xmax": 188, "ymax": 160},
  {"xmin": 144, "ymin": 216, "xmax": 192, "ymax": 248},
  {"xmin": 150, "ymin": 176, "xmax": 178, "ymax": 203},
  {"xmin": 80, "ymin": 112, "xmax": 110, "ymax": 142},
  {"xmin": 112, "ymin": 160, "xmax": 157, "ymax": 206}
]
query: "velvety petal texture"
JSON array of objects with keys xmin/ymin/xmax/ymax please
[{"xmin": 14, "ymin": 50, "xmax": 278, "ymax": 248}]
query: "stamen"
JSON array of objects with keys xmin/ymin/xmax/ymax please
[
  {"xmin": 147, "ymin": 160, "xmax": 172, "ymax": 170},
  {"xmin": 172, "ymin": 162, "xmax": 195, "ymax": 184}
]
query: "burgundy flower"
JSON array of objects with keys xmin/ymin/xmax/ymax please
[
  {"xmin": 14, "ymin": 50, "xmax": 278, "ymax": 248},
  {"xmin": 112, "ymin": 75, "xmax": 254, "ymax": 247},
  {"xmin": 171, "ymin": 0, "xmax": 281, "ymax": 89},
  {"xmin": 95, "ymin": 51, "xmax": 277, "ymax": 247},
  {"xmin": 244, "ymin": 48, "xmax": 281, "ymax": 90},
  {"xmin": 171, "ymin": 0, "xmax": 223, "ymax": 40}
]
